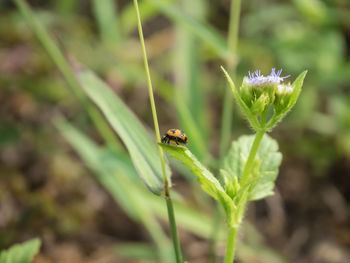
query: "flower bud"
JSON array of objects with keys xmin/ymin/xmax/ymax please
[
  {"xmin": 240, "ymin": 78, "xmax": 254, "ymax": 107},
  {"xmin": 222, "ymin": 65, "xmax": 307, "ymax": 131},
  {"xmin": 250, "ymin": 94, "xmax": 269, "ymax": 115},
  {"xmin": 240, "ymin": 68, "xmax": 290, "ymax": 115},
  {"xmin": 274, "ymin": 84, "xmax": 293, "ymax": 113}
]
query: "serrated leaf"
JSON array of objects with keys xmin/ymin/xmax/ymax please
[
  {"xmin": 222, "ymin": 134, "xmax": 282, "ymax": 201},
  {"xmin": 75, "ymin": 68, "xmax": 170, "ymax": 195},
  {"xmin": 0, "ymin": 238, "xmax": 41, "ymax": 263},
  {"xmin": 159, "ymin": 144, "xmax": 236, "ymax": 226}
]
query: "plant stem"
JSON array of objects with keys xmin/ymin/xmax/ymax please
[
  {"xmin": 219, "ymin": 0, "xmax": 242, "ymax": 157},
  {"xmin": 260, "ymin": 109, "xmax": 268, "ymax": 127},
  {"xmin": 117, "ymin": 173, "xmax": 175, "ymax": 263},
  {"xmin": 224, "ymin": 226, "xmax": 238, "ymax": 263},
  {"xmin": 133, "ymin": 1, "xmax": 183, "ymax": 262},
  {"xmin": 240, "ymin": 129, "xmax": 265, "ymax": 186},
  {"xmin": 223, "ymin": 130, "xmax": 265, "ymax": 263},
  {"xmin": 166, "ymin": 192, "xmax": 184, "ymax": 263},
  {"xmin": 133, "ymin": 0, "xmax": 165, "ymax": 177}
]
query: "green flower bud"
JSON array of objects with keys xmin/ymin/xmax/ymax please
[
  {"xmin": 240, "ymin": 69, "xmax": 290, "ymax": 116},
  {"xmin": 250, "ymin": 94, "xmax": 269, "ymax": 115},
  {"xmin": 240, "ymin": 78, "xmax": 254, "ymax": 107},
  {"xmin": 274, "ymin": 84, "xmax": 293, "ymax": 113},
  {"xmin": 222, "ymin": 65, "xmax": 307, "ymax": 131}
]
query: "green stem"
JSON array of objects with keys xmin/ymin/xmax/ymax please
[
  {"xmin": 166, "ymin": 193, "xmax": 184, "ymax": 263},
  {"xmin": 118, "ymin": 174, "xmax": 173, "ymax": 263},
  {"xmin": 223, "ymin": 226, "xmax": 238, "ymax": 263},
  {"xmin": 219, "ymin": 0, "xmax": 242, "ymax": 157},
  {"xmin": 133, "ymin": 1, "xmax": 183, "ymax": 262},
  {"xmin": 260, "ymin": 109, "xmax": 268, "ymax": 128},
  {"xmin": 223, "ymin": 130, "xmax": 265, "ymax": 263},
  {"xmin": 240, "ymin": 129, "xmax": 265, "ymax": 186},
  {"xmin": 133, "ymin": 0, "xmax": 165, "ymax": 177}
]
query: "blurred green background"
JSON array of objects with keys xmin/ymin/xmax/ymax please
[{"xmin": 0, "ymin": 0, "xmax": 350, "ymax": 262}]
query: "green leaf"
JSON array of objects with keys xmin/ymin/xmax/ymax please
[
  {"xmin": 287, "ymin": 70, "xmax": 308, "ymax": 111},
  {"xmin": 222, "ymin": 135, "xmax": 282, "ymax": 201},
  {"xmin": 159, "ymin": 144, "xmax": 236, "ymax": 226},
  {"xmin": 75, "ymin": 68, "xmax": 171, "ymax": 195},
  {"xmin": 159, "ymin": 144, "xmax": 222, "ymax": 198},
  {"xmin": 0, "ymin": 238, "xmax": 41, "ymax": 263},
  {"xmin": 221, "ymin": 66, "xmax": 260, "ymax": 130}
]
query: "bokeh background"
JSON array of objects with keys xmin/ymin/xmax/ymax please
[{"xmin": 1, "ymin": 0, "xmax": 350, "ymax": 262}]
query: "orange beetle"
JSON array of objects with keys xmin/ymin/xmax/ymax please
[{"xmin": 161, "ymin": 129, "xmax": 188, "ymax": 145}]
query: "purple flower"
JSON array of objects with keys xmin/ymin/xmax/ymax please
[{"xmin": 246, "ymin": 68, "xmax": 290, "ymax": 87}]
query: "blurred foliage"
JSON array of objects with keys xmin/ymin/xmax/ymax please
[
  {"xmin": 1, "ymin": 0, "xmax": 350, "ymax": 262},
  {"xmin": 0, "ymin": 238, "xmax": 40, "ymax": 263}
]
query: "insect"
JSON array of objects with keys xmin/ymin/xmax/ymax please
[{"xmin": 161, "ymin": 129, "xmax": 188, "ymax": 145}]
